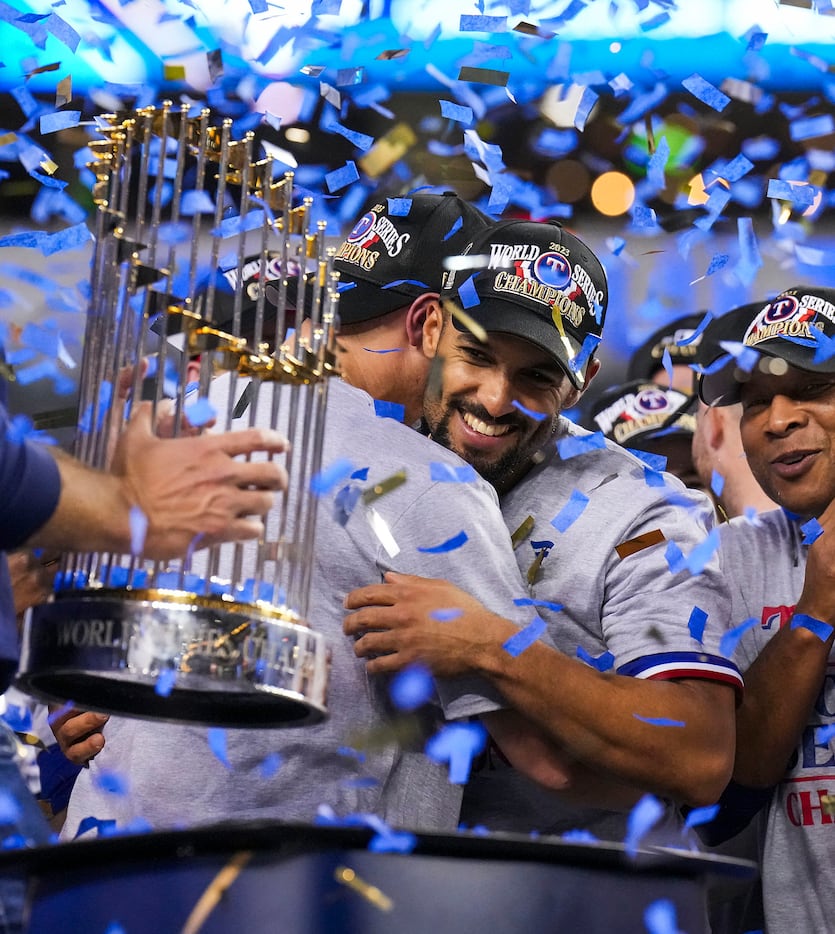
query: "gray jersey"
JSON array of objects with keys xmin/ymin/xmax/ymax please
[
  {"xmin": 64, "ymin": 378, "xmax": 535, "ymax": 837},
  {"xmin": 462, "ymin": 419, "xmax": 742, "ymax": 840},
  {"xmin": 719, "ymin": 509, "xmax": 831, "ymax": 934}
]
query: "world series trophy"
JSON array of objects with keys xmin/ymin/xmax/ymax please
[{"xmin": 15, "ymin": 102, "xmax": 336, "ymax": 727}]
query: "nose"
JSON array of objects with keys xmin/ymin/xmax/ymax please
[
  {"xmin": 765, "ymin": 394, "xmax": 807, "ymax": 436},
  {"xmin": 477, "ymin": 369, "xmax": 516, "ymax": 418}
]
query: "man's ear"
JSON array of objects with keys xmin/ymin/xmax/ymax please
[
  {"xmin": 404, "ymin": 293, "xmax": 438, "ymax": 349},
  {"xmin": 421, "ymin": 297, "xmax": 445, "ymax": 357}
]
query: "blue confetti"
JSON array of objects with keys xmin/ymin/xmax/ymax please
[
  {"xmin": 682, "ymin": 73, "xmax": 730, "ymax": 112},
  {"xmin": 684, "ymin": 804, "xmax": 720, "ymax": 830},
  {"xmin": 185, "ymin": 397, "xmax": 216, "ymax": 427},
  {"xmin": 129, "ymin": 506, "xmax": 147, "ymax": 556},
  {"xmin": 815, "ymin": 724, "xmax": 835, "ymax": 746},
  {"xmin": 325, "ymin": 161, "xmax": 359, "ymax": 193},
  {"xmin": 688, "ymin": 606, "xmax": 708, "ymax": 643},
  {"xmin": 387, "ymin": 197, "xmax": 411, "ymax": 216},
  {"xmin": 430, "ymin": 608, "xmax": 463, "ymax": 621},
  {"xmin": 800, "ymin": 517, "xmax": 824, "ymax": 545},
  {"xmin": 625, "ymin": 794, "xmax": 664, "ymax": 856},
  {"xmin": 644, "ymin": 466, "xmax": 667, "ymax": 488},
  {"xmin": 440, "ymin": 100, "xmax": 474, "ymax": 124},
  {"xmin": 94, "ymin": 770, "xmax": 129, "ymax": 796},
  {"xmin": 154, "ymin": 669, "xmax": 175, "ymax": 697},
  {"xmin": 311, "ymin": 458, "xmax": 356, "ymax": 495},
  {"xmin": 512, "ymin": 399, "xmax": 547, "ymax": 421},
  {"xmin": 362, "ymin": 347, "xmax": 402, "ymax": 354},
  {"xmin": 767, "ymin": 179, "xmax": 815, "ymax": 209},
  {"xmin": 550, "ymin": 490, "xmax": 589, "ymax": 533},
  {"xmin": 390, "ymin": 664, "xmax": 434, "ymax": 711},
  {"xmin": 629, "ymin": 448, "xmax": 668, "ymax": 473},
  {"xmin": 373, "ymin": 399, "xmax": 405, "ymax": 422},
  {"xmin": 791, "ymin": 613, "xmax": 834, "ymax": 642},
  {"xmin": 576, "ymin": 646, "xmax": 615, "ymax": 671},
  {"xmin": 210, "ymin": 209, "xmax": 265, "ymax": 239},
  {"xmin": 180, "ymin": 190, "xmax": 215, "ymax": 216},
  {"xmin": 444, "ymin": 215, "xmax": 464, "ymax": 241},
  {"xmin": 557, "ymin": 431, "xmax": 606, "ymax": 460},
  {"xmin": 459, "ymin": 14, "xmax": 507, "ymax": 31},
  {"xmin": 711, "ymin": 470, "xmax": 725, "ymax": 498},
  {"xmin": 425, "ymin": 721, "xmax": 487, "ymax": 784},
  {"xmin": 207, "ymin": 728, "xmax": 231, "ymax": 769},
  {"xmin": 457, "ymin": 274, "xmax": 480, "ymax": 309},
  {"xmin": 417, "ymin": 530, "xmax": 469, "ymax": 554},
  {"xmin": 646, "ymin": 136, "xmax": 670, "ymax": 191},
  {"xmin": 665, "ymin": 540, "xmax": 686, "ymax": 574},
  {"xmin": 369, "ymin": 829, "xmax": 418, "ymax": 853},
  {"xmin": 39, "ymin": 110, "xmax": 81, "ymax": 133},
  {"xmin": 569, "ymin": 333, "xmax": 602, "ymax": 374},
  {"xmin": 644, "ymin": 898, "xmax": 679, "ymax": 934},
  {"xmin": 430, "ymin": 462, "xmax": 478, "ymax": 483},
  {"xmin": 661, "ymin": 346, "xmax": 674, "ymax": 387},
  {"xmin": 574, "ymin": 87, "xmax": 598, "ymax": 131},
  {"xmin": 719, "ymin": 617, "xmax": 758, "ymax": 657},
  {"xmin": 790, "ymin": 114, "xmax": 835, "ymax": 142},
  {"xmin": 502, "ymin": 616, "xmax": 547, "ymax": 657},
  {"xmin": 259, "ymin": 752, "xmax": 283, "ymax": 778},
  {"xmin": 633, "ymin": 715, "xmax": 686, "ymax": 728}
]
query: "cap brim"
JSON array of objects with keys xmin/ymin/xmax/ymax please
[
  {"xmin": 449, "ymin": 296, "xmax": 591, "ymax": 390},
  {"xmin": 286, "ymin": 273, "xmax": 420, "ymax": 326},
  {"xmin": 700, "ymin": 338, "xmax": 835, "ymax": 406}
]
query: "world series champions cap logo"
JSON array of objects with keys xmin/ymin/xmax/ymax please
[
  {"xmin": 336, "ymin": 205, "xmax": 411, "ymax": 273},
  {"xmin": 744, "ymin": 294, "xmax": 820, "ymax": 347}
]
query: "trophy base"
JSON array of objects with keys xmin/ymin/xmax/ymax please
[{"xmin": 15, "ymin": 592, "xmax": 329, "ymax": 727}]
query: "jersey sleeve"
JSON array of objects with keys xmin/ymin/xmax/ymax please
[{"xmin": 0, "ymin": 404, "xmax": 61, "ymax": 551}]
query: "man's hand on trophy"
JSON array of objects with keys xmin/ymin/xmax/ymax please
[
  {"xmin": 112, "ymin": 401, "xmax": 290, "ymax": 558},
  {"xmin": 48, "ymin": 704, "xmax": 109, "ymax": 767}
]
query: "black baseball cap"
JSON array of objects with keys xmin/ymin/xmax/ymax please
[
  {"xmin": 626, "ymin": 312, "xmax": 708, "ymax": 384},
  {"xmin": 439, "ymin": 219, "xmax": 608, "ymax": 390},
  {"xmin": 288, "ymin": 191, "xmax": 491, "ymax": 326},
  {"xmin": 584, "ymin": 379, "xmax": 697, "ymax": 448},
  {"xmin": 699, "ymin": 286, "xmax": 835, "ymax": 406}
]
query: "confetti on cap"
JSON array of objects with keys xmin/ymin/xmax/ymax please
[
  {"xmin": 682, "ymin": 73, "xmax": 730, "ymax": 112},
  {"xmin": 207, "ymin": 727, "xmax": 231, "ymax": 769},
  {"xmin": 625, "ymin": 793, "xmax": 664, "ymax": 856},
  {"xmin": 387, "ymin": 197, "xmax": 411, "ymax": 216},
  {"xmin": 719, "ymin": 617, "xmax": 758, "ymax": 657},
  {"xmin": 390, "ymin": 664, "xmax": 434, "ymax": 711},
  {"xmin": 576, "ymin": 645, "xmax": 614, "ymax": 671},
  {"xmin": 800, "ymin": 517, "xmax": 824, "ymax": 545},
  {"xmin": 502, "ymin": 615, "xmax": 547, "ymax": 657},
  {"xmin": 557, "ymin": 431, "xmax": 606, "ymax": 460},
  {"xmin": 429, "ymin": 462, "xmax": 478, "ymax": 483},
  {"xmin": 790, "ymin": 613, "xmax": 834, "ymax": 642},
  {"xmin": 688, "ymin": 606, "xmax": 708, "ymax": 643},
  {"xmin": 616, "ymin": 529, "xmax": 666, "ymax": 560},
  {"xmin": 457, "ymin": 273, "xmax": 480, "ymax": 310},
  {"xmin": 417, "ymin": 530, "xmax": 468, "ymax": 554},
  {"xmin": 644, "ymin": 898, "xmax": 679, "ymax": 934},
  {"xmin": 424, "ymin": 721, "xmax": 487, "ymax": 784},
  {"xmin": 550, "ymin": 489, "xmax": 589, "ymax": 533},
  {"xmin": 633, "ymin": 715, "xmax": 686, "ymax": 728},
  {"xmin": 129, "ymin": 506, "xmax": 147, "ymax": 556},
  {"xmin": 373, "ymin": 399, "xmax": 405, "ymax": 422},
  {"xmin": 311, "ymin": 458, "xmax": 356, "ymax": 496}
]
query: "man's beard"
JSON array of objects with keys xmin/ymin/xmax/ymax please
[{"xmin": 427, "ymin": 399, "xmax": 559, "ymax": 494}]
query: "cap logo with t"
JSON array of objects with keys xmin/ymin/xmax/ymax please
[
  {"xmin": 337, "ymin": 205, "xmax": 411, "ymax": 272},
  {"xmin": 594, "ymin": 385, "xmax": 691, "ymax": 444},
  {"xmin": 744, "ymin": 294, "xmax": 818, "ymax": 347}
]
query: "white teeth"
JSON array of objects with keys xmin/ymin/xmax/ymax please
[{"xmin": 462, "ymin": 412, "xmax": 511, "ymax": 437}]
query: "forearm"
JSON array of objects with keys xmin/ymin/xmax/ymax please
[
  {"xmin": 734, "ymin": 616, "xmax": 834, "ymax": 787},
  {"xmin": 473, "ymin": 640, "xmax": 736, "ymax": 807},
  {"xmin": 26, "ymin": 450, "xmax": 132, "ymax": 555}
]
